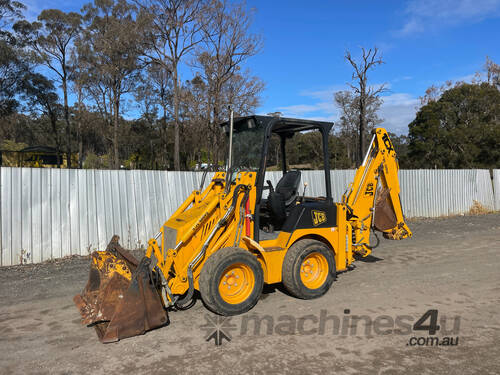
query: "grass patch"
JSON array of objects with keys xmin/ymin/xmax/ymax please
[{"xmin": 469, "ymin": 200, "xmax": 494, "ymax": 215}]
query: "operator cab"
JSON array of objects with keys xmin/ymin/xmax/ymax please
[{"xmin": 222, "ymin": 115, "xmax": 335, "ymax": 242}]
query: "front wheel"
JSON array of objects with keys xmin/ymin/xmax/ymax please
[
  {"xmin": 200, "ymin": 247, "xmax": 264, "ymax": 316},
  {"xmin": 282, "ymin": 239, "xmax": 336, "ymax": 299}
]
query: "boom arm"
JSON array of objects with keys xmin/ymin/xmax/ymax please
[{"xmin": 343, "ymin": 128, "xmax": 412, "ymax": 257}]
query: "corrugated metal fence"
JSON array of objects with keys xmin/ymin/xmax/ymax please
[
  {"xmin": 0, "ymin": 167, "xmax": 497, "ymax": 266},
  {"xmin": 494, "ymin": 169, "xmax": 500, "ymax": 211}
]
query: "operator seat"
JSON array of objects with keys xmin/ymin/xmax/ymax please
[{"xmin": 266, "ymin": 170, "xmax": 301, "ymax": 228}]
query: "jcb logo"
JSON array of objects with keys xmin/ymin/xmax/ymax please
[
  {"xmin": 311, "ymin": 210, "xmax": 327, "ymax": 226},
  {"xmin": 382, "ymin": 133, "xmax": 394, "ymax": 153},
  {"xmin": 365, "ymin": 182, "xmax": 374, "ymax": 196}
]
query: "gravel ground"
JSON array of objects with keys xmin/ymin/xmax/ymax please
[{"xmin": 1, "ymin": 213, "xmax": 499, "ymax": 374}]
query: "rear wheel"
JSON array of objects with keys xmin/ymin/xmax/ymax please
[
  {"xmin": 282, "ymin": 239, "xmax": 336, "ymax": 299},
  {"xmin": 200, "ymin": 247, "xmax": 264, "ymax": 315}
]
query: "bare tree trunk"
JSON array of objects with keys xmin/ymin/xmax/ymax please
[
  {"xmin": 173, "ymin": 65, "xmax": 180, "ymax": 170},
  {"xmin": 206, "ymin": 106, "xmax": 214, "ymax": 165},
  {"xmin": 358, "ymin": 97, "xmax": 365, "ymax": 166},
  {"xmin": 344, "ymin": 47, "xmax": 385, "ymax": 166},
  {"xmin": 62, "ymin": 77, "xmax": 71, "ymax": 168},
  {"xmin": 213, "ymin": 98, "xmax": 221, "ymax": 167},
  {"xmin": 113, "ymin": 96, "xmax": 120, "ymax": 169},
  {"xmin": 50, "ymin": 112, "xmax": 62, "ymax": 168},
  {"xmin": 345, "ymin": 141, "xmax": 350, "ymax": 166},
  {"xmin": 162, "ymin": 102, "xmax": 168, "ymax": 168},
  {"xmin": 77, "ymin": 85, "xmax": 83, "ymax": 169}
]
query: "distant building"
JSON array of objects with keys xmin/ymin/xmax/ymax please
[{"xmin": 0, "ymin": 146, "xmax": 78, "ymax": 168}]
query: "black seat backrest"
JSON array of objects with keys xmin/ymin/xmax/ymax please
[
  {"xmin": 266, "ymin": 170, "xmax": 301, "ymax": 228},
  {"xmin": 275, "ymin": 170, "xmax": 301, "ymax": 205}
]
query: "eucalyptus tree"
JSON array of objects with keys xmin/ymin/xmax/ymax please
[
  {"xmin": 14, "ymin": 9, "xmax": 81, "ymax": 168},
  {"xmin": 20, "ymin": 72, "xmax": 63, "ymax": 165},
  {"xmin": 134, "ymin": 62, "xmax": 173, "ymax": 167},
  {"xmin": 193, "ymin": 0, "xmax": 263, "ymax": 164},
  {"xmin": 136, "ymin": 0, "xmax": 208, "ymax": 170},
  {"xmin": 79, "ymin": 0, "xmax": 144, "ymax": 169},
  {"xmin": 408, "ymin": 82, "xmax": 500, "ymax": 169},
  {"xmin": 0, "ymin": 0, "xmax": 27, "ymax": 115}
]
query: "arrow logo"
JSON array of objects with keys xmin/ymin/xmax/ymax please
[{"xmin": 200, "ymin": 314, "xmax": 237, "ymax": 346}]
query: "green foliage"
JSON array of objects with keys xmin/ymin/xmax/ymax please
[
  {"xmin": 277, "ymin": 132, "xmax": 354, "ymax": 170},
  {"xmin": 328, "ymin": 134, "xmax": 352, "ymax": 169},
  {"xmin": 408, "ymin": 82, "xmax": 500, "ymax": 168},
  {"xmin": 83, "ymin": 151, "xmax": 110, "ymax": 169},
  {"xmin": 387, "ymin": 132, "xmax": 409, "ymax": 168},
  {"xmin": 0, "ymin": 0, "xmax": 28, "ymax": 115},
  {"xmin": 285, "ymin": 132, "xmax": 324, "ymax": 169},
  {"xmin": 1, "ymin": 139, "xmax": 27, "ymax": 151}
]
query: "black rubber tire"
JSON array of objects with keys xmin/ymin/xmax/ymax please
[
  {"xmin": 199, "ymin": 247, "xmax": 264, "ymax": 316},
  {"xmin": 282, "ymin": 239, "xmax": 336, "ymax": 299}
]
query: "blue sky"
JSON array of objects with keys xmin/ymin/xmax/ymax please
[{"xmin": 22, "ymin": 0, "xmax": 500, "ymax": 134}]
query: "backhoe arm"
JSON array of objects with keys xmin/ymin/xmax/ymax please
[{"xmin": 343, "ymin": 128, "xmax": 412, "ymax": 257}]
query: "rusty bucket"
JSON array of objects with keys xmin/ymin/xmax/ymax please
[
  {"xmin": 373, "ymin": 188, "xmax": 398, "ymax": 232},
  {"xmin": 74, "ymin": 237, "xmax": 168, "ymax": 343}
]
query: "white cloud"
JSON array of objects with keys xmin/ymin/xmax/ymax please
[
  {"xmin": 299, "ymin": 85, "xmax": 346, "ymax": 101},
  {"xmin": 267, "ymin": 88, "xmax": 419, "ymax": 135},
  {"xmin": 392, "ymin": 75, "xmax": 413, "ymax": 82},
  {"xmin": 22, "ymin": 0, "xmax": 46, "ymax": 21},
  {"xmin": 276, "ymin": 101, "xmax": 339, "ymax": 120},
  {"xmin": 379, "ymin": 93, "xmax": 419, "ymax": 134},
  {"xmin": 400, "ymin": 18, "xmax": 423, "ymax": 35},
  {"xmin": 289, "ymin": 92, "xmax": 419, "ymax": 135},
  {"xmin": 277, "ymin": 104, "xmax": 323, "ymax": 115},
  {"xmin": 274, "ymin": 87, "xmax": 342, "ymax": 119},
  {"xmin": 398, "ymin": 0, "xmax": 500, "ymax": 35}
]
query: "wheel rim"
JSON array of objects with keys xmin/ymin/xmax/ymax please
[
  {"xmin": 218, "ymin": 263, "xmax": 255, "ymax": 304},
  {"xmin": 300, "ymin": 252, "xmax": 328, "ymax": 289}
]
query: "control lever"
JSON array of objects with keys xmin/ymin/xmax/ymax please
[
  {"xmin": 266, "ymin": 180, "xmax": 274, "ymax": 193},
  {"xmin": 301, "ymin": 182, "xmax": 308, "ymax": 202}
]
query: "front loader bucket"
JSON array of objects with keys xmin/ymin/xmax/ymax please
[{"xmin": 74, "ymin": 238, "xmax": 168, "ymax": 343}]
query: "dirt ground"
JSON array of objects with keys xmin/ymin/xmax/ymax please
[{"xmin": 1, "ymin": 213, "xmax": 500, "ymax": 375}]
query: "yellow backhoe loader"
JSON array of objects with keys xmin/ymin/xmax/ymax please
[{"xmin": 74, "ymin": 115, "xmax": 412, "ymax": 343}]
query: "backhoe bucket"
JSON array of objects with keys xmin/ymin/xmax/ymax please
[
  {"xmin": 74, "ymin": 237, "xmax": 168, "ymax": 343},
  {"xmin": 373, "ymin": 188, "xmax": 398, "ymax": 232}
]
